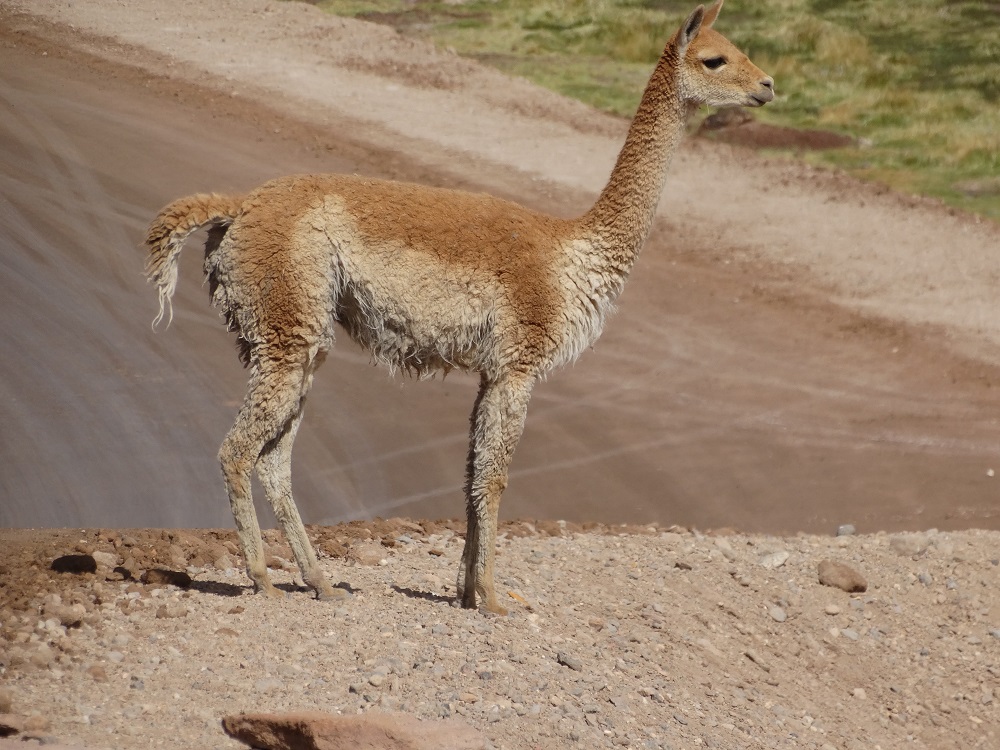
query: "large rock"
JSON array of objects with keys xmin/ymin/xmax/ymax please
[{"xmin": 222, "ymin": 711, "xmax": 490, "ymax": 750}]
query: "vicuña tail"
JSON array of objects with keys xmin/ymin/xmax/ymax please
[{"xmin": 144, "ymin": 193, "xmax": 245, "ymax": 327}]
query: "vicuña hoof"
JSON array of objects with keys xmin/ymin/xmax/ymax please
[
  {"xmin": 254, "ymin": 582, "xmax": 286, "ymax": 599},
  {"xmin": 481, "ymin": 599, "xmax": 509, "ymax": 617},
  {"xmin": 316, "ymin": 586, "xmax": 351, "ymax": 602}
]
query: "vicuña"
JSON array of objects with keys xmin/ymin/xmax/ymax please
[{"xmin": 146, "ymin": 0, "xmax": 773, "ymax": 614}]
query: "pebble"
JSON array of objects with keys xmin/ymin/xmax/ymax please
[
  {"xmin": 759, "ymin": 551, "xmax": 789, "ymax": 570},
  {"xmin": 155, "ymin": 603, "xmax": 189, "ymax": 619},
  {"xmin": 556, "ymin": 653, "xmax": 583, "ymax": 672},
  {"xmin": 768, "ymin": 606, "xmax": 787, "ymax": 623},
  {"xmin": 91, "ymin": 550, "xmax": 119, "ymax": 568},
  {"xmin": 817, "ymin": 559, "xmax": 868, "ymax": 593},
  {"xmin": 824, "ymin": 604, "xmax": 842, "ymax": 615},
  {"xmin": 889, "ymin": 533, "xmax": 929, "ymax": 557},
  {"xmin": 714, "ymin": 539, "xmax": 738, "ymax": 561},
  {"xmin": 836, "ymin": 524, "xmax": 857, "ymax": 536}
]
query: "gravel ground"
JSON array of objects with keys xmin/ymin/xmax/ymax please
[{"xmin": 2, "ymin": 522, "xmax": 999, "ymax": 749}]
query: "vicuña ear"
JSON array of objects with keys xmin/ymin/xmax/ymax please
[
  {"xmin": 702, "ymin": 0, "xmax": 723, "ymax": 28},
  {"xmin": 678, "ymin": 6, "xmax": 706, "ymax": 54}
]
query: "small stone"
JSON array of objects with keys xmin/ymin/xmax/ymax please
[
  {"xmin": 841, "ymin": 628, "xmax": 860, "ymax": 641},
  {"xmin": 817, "ymin": 559, "xmax": 867, "ymax": 593},
  {"xmin": 155, "ymin": 603, "xmax": 189, "ymax": 619},
  {"xmin": 836, "ymin": 524, "xmax": 856, "ymax": 536},
  {"xmin": 86, "ymin": 665, "xmax": 108, "ymax": 682},
  {"xmin": 91, "ymin": 550, "xmax": 120, "ymax": 567},
  {"xmin": 29, "ymin": 644, "xmax": 56, "ymax": 669},
  {"xmin": 608, "ymin": 694, "xmax": 630, "ymax": 710},
  {"xmin": 715, "ymin": 538, "xmax": 737, "ymax": 561},
  {"xmin": 759, "ymin": 551, "xmax": 789, "ymax": 569},
  {"xmin": 768, "ymin": 605, "xmax": 787, "ymax": 623},
  {"xmin": 852, "ymin": 688, "xmax": 867, "ymax": 700},
  {"xmin": 743, "ymin": 650, "xmax": 771, "ymax": 672},
  {"xmin": 557, "ymin": 653, "xmax": 583, "ymax": 671},
  {"xmin": 22, "ymin": 714, "xmax": 50, "ymax": 732},
  {"xmin": 824, "ymin": 604, "xmax": 842, "ymax": 615},
  {"xmin": 889, "ymin": 533, "xmax": 929, "ymax": 557},
  {"xmin": 348, "ymin": 541, "xmax": 386, "ymax": 566},
  {"xmin": 43, "ymin": 603, "xmax": 86, "ymax": 628}
]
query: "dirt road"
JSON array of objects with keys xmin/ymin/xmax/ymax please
[{"xmin": 1, "ymin": 1, "xmax": 998, "ymax": 534}]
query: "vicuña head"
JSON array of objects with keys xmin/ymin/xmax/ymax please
[
  {"xmin": 144, "ymin": 1, "xmax": 772, "ymax": 616},
  {"xmin": 675, "ymin": 0, "xmax": 774, "ymax": 110}
]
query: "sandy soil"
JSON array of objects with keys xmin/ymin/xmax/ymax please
[{"xmin": 1, "ymin": 0, "xmax": 1000, "ymax": 748}]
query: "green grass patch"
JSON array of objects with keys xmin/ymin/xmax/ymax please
[{"xmin": 309, "ymin": 0, "xmax": 1000, "ymax": 221}]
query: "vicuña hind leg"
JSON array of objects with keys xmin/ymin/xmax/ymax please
[
  {"xmin": 459, "ymin": 371, "xmax": 534, "ymax": 614},
  {"xmin": 256, "ymin": 350, "xmax": 345, "ymax": 601},
  {"xmin": 220, "ymin": 349, "xmax": 312, "ymax": 598}
]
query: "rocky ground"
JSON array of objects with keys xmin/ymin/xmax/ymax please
[{"xmin": 2, "ymin": 522, "xmax": 1000, "ymax": 749}]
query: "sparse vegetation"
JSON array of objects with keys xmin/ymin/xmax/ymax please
[{"xmin": 310, "ymin": 0, "xmax": 1000, "ymax": 221}]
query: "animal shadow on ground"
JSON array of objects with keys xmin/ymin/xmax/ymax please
[
  {"xmin": 189, "ymin": 579, "xmax": 245, "ymax": 597},
  {"xmin": 392, "ymin": 585, "xmax": 453, "ymax": 606},
  {"xmin": 188, "ymin": 580, "xmax": 358, "ymax": 598}
]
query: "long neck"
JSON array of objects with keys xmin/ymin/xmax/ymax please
[{"xmin": 580, "ymin": 42, "xmax": 688, "ymax": 274}]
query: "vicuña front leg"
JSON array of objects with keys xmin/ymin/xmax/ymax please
[{"xmin": 460, "ymin": 372, "xmax": 534, "ymax": 614}]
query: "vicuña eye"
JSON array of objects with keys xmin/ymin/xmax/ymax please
[{"xmin": 702, "ymin": 57, "xmax": 727, "ymax": 70}]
